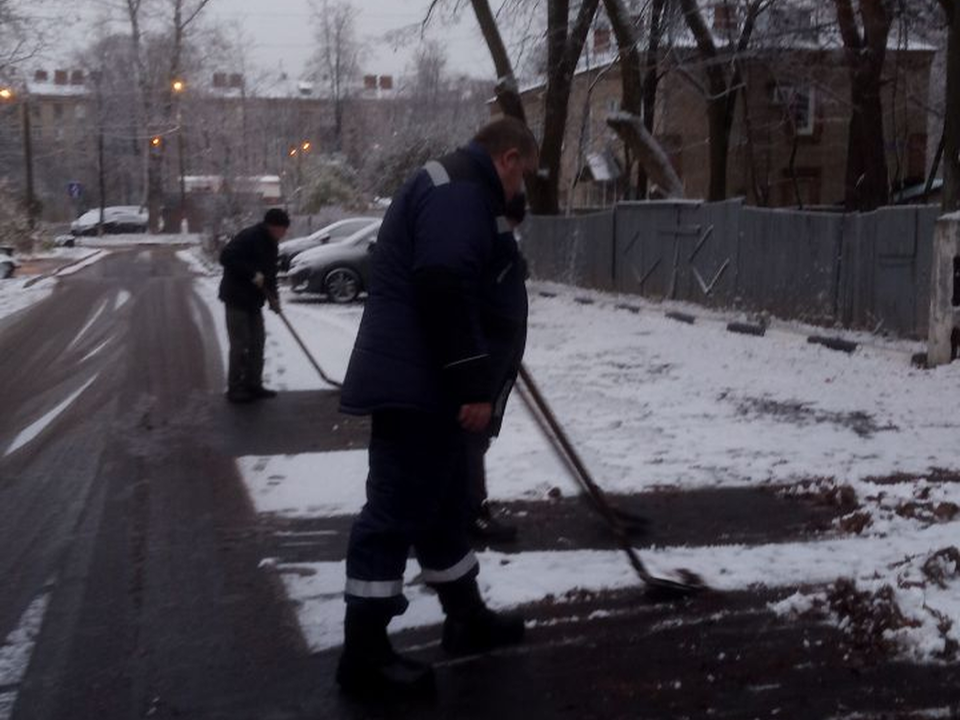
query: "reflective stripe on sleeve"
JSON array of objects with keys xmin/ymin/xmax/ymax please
[
  {"xmin": 424, "ymin": 160, "xmax": 451, "ymax": 187},
  {"xmin": 420, "ymin": 551, "xmax": 478, "ymax": 584},
  {"xmin": 345, "ymin": 577, "xmax": 404, "ymax": 598},
  {"xmin": 496, "ymin": 216, "xmax": 512, "ymax": 234}
]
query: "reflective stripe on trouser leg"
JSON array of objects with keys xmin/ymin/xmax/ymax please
[
  {"xmin": 344, "ymin": 577, "xmax": 405, "ymax": 599},
  {"xmin": 420, "ymin": 551, "xmax": 478, "ymax": 584}
]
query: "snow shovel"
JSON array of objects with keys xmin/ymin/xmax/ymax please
[
  {"xmin": 517, "ymin": 364, "xmax": 707, "ymax": 600},
  {"xmin": 276, "ymin": 309, "xmax": 343, "ymax": 390}
]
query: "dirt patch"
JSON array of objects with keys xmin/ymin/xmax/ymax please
[
  {"xmin": 863, "ymin": 468, "xmax": 960, "ymax": 485},
  {"xmin": 825, "ymin": 579, "xmax": 919, "ymax": 661},
  {"xmin": 735, "ymin": 397, "xmax": 897, "ymax": 438}
]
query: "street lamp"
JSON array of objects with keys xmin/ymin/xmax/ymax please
[
  {"xmin": 171, "ymin": 78, "xmax": 187, "ymax": 230},
  {"xmin": 0, "ymin": 81, "xmax": 36, "ymax": 229},
  {"xmin": 287, "ymin": 140, "xmax": 312, "ymax": 212}
]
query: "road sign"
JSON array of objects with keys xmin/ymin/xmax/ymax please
[{"xmin": 67, "ymin": 181, "xmax": 82, "ymax": 199}]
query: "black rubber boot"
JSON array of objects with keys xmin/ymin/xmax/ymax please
[
  {"xmin": 336, "ymin": 604, "xmax": 435, "ymax": 699},
  {"xmin": 435, "ymin": 576, "xmax": 525, "ymax": 656}
]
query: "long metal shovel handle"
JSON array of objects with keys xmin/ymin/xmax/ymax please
[
  {"xmin": 517, "ymin": 364, "xmax": 705, "ymax": 597},
  {"xmin": 276, "ymin": 310, "xmax": 343, "ymax": 390}
]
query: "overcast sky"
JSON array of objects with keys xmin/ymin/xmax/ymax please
[{"xmin": 33, "ymin": 0, "xmax": 497, "ymax": 79}]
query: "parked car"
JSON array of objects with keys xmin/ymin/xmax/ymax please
[
  {"xmin": 288, "ymin": 221, "xmax": 382, "ymax": 303},
  {"xmin": 0, "ymin": 247, "xmax": 15, "ymax": 279},
  {"xmin": 70, "ymin": 206, "xmax": 148, "ymax": 236},
  {"xmin": 277, "ymin": 217, "xmax": 378, "ymax": 271}
]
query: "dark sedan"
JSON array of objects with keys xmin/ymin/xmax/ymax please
[{"xmin": 287, "ymin": 221, "xmax": 382, "ymax": 303}]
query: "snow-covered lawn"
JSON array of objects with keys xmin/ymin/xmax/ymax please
[{"xmin": 182, "ymin": 245, "xmax": 960, "ymax": 662}]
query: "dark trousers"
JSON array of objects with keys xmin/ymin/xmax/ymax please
[
  {"xmin": 465, "ymin": 431, "xmax": 491, "ymax": 519},
  {"xmin": 225, "ymin": 305, "xmax": 265, "ymax": 392},
  {"xmin": 345, "ymin": 410, "xmax": 476, "ymax": 616}
]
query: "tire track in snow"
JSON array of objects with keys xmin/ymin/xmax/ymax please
[
  {"xmin": 3, "ymin": 373, "xmax": 100, "ymax": 456},
  {"xmin": 0, "ymin": 585, "xmax": 53, "ymax": 720}
]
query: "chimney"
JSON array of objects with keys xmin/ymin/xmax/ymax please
[{"xmin": 594, "ymin": 27, "xmax": 611, "ymax": 54}]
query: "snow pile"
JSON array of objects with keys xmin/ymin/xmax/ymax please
[{"xmin": 0, "ymin": 277, "xmax": 54, "ymax": 323}]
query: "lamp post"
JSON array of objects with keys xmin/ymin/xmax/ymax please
[
  {"xmin": 0, "ymin": 84, "xmax": 37, "ymax": 229},
  {"xmin": 287, "ymin": 140, "xmax": 311, "ymax": 213},
  {"xmin": 172, "ymin": 79, "xmax": 187, "ymax": 231}
]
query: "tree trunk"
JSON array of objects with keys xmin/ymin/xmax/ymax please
[
  {"xmin": 944, "ymin": 0, "xmax": 960, "ymax": 212},
  {"xmin": 637, "ymin": 0, "xmax": 667, "ymax": 198},
  {"xmin": 707, "ymin": 98, "xmax": 731, "ymax": 201},
  {"xmin": 834, "ymin": 0, "xmax": 892, "ymax": 211},
  {"xmin": 602, "ymin": 0, "xmax": 682, "ymax": 198},
  {"xmin": 845, "ymin": 68, "xmax": 889, "ymax": 210}
]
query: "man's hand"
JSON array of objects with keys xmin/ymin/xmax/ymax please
[
  {"xmin": 252, "ymin": 271, "xmax": 265, "ymax": 288},
  {"xmin": 458, "ymin": 402, "xmax": 492, "ymax": 433}
]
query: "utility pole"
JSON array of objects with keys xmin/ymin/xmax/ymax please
[{"xmin": 172, "ymin": 79, "xmax": 187, "ymax": 229}]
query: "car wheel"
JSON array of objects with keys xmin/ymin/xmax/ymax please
[{"xmin": 324, "ymin": 267, "xmax": 361, "ymax": 303}]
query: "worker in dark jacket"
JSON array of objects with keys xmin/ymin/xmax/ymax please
[
  {"xmin": 336, "ymin": 118, "xmax": 539, "ymax": 698},
  {"xmin": 467, "ymin": 191, "xmax": 528, "ymax": 543},
  {"xmin": 218, "ymin": 208, "xmax": 289, "ymax": 403}
]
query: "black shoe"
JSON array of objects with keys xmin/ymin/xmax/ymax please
[
  {"xmin": 442, "ymin": 607, "xmax": 526, "ymax": 656},
  {"xmin": 336, "ymin": 651, "xmax": 435, "ymax": 699},
  {"xmin": 470, "ymin": 512, "xmax": 518, "ymax": 543},
  {"xmin": 248, "ymin": 386, "xmax": 278, "ymax": 399},
  {"xmin": 226, "ymin": 388, "xmax": 256, "ymax": 404}
]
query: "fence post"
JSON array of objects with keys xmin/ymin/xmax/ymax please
[{"xmin": 927, "ymin": 212, "xmax": 960, "ymax": 366}]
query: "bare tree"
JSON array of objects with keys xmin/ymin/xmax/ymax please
[
  {"xmin": 677, "ymin": 0, "xmax": 772, "ymax": 201},
  {"xmin": 833, "ymin": 0, "xmax": 894, "ymax": 210},
  {"xmin": 309, "ymin": 0, "xmax": 362, "ymax": 153},
  {"xmin": 467, "ymin": 0, "xmax": 601, "ymax": 214},
  {"xmin": 941, "ymin": 0, "xmax": 959, "ymax": 211}
]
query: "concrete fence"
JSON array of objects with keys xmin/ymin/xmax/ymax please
[{"xmin": 521, "ymin": 200, "xmax": 942, "ymax": 339}]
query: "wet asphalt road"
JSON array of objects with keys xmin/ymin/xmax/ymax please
[
  {"xmin": 1, "ymin": 247, "xmax": 959, "ymax": 720},
  {"xmin": 0, "ymin": 248, "xmax": 360, "ymax": 718}
]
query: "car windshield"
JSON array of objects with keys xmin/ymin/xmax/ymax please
[{"xmin": 309, "ymin": 219, "xmax": 375, "ymax": 243}]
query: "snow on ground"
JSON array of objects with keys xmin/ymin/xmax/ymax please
[
  {"xmin": 184, "ymin": 245, "xmax": 960, "ymax": 662},
  {"xmin": 0, "ymin": 277, "xmax": 55, "ymax": 324}
]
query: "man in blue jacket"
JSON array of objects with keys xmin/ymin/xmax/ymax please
[
  {"xmin": 336, "ymin": 118, "xmax": 538, "ymax": 697},
  {"xmin": 218, "ymin": 208, "xmax": 288, "ymax": 403}
]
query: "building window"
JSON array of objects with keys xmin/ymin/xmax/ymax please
[
  {"xmin": 71, "ymin": 70, "xmax": 84, "ymax": 85},
  {"xmin": 363, "ymin": 75, "xmax": 377, "ymax": 90},
  {"xmin": 34, "ymin": 70, "xmax": 49, "ymax": 83},
  {"xmin": 213, "ymin": 72, "xmax": 227, "ymax": 88},
  {"xmin": 379, "ymin": 75, "xmax": 393, "ymax": 90},
  {"xmin": 75, "ymin": 104, "xmax": 87, "ymax": 119},
  {"xmin": 53, "ymin": 104, "xmax": 64, "ymax": 120},
  {"xmin": 773, "ymin": 83, "xmax": 816, "ymax": 136},
  {"xmin": 229, "ymin": 73, "xmax": 243, "ymax": 88},
  {"xmin": 54, "ymin": 69, "xmax": 68, "ymax": 85}
]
